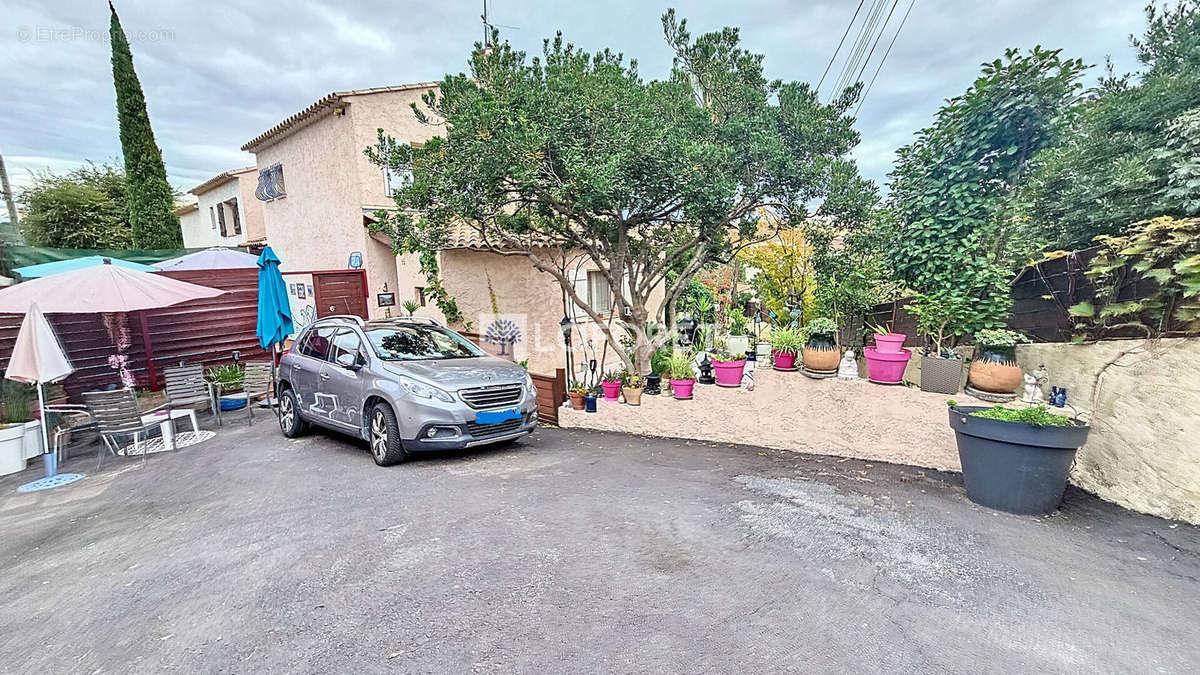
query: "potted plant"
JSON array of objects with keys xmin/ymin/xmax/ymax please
[
  {"xmin": 709, "ymin": 344, "xmax": 747, "ymax": 387},
  {"xmin": 584, "ymin": 385, "xmax": 599, "ymax": 412},
  {"xmin": 769, "ymin": 325, "xmax": 803, "ymax": 370},
  {"xmin": 0, "ymin": 380, "xmax": 36, "ymax": 476},
  {"xmin": 947, "ymin": 402, "xmax": 1090, "ymax": 514},
  {"xmin": 600, "ymin": 370, "xmax": 623, "ymax": 402},
  {"xmin": 868, "ymin": 320, "xmax": 907, "ymax": 353},
  {"xmin": 567, "ymin": 383, "xmax": 588, "ymax": 410},
  {"xmin": 968, "ymin": 328, "xmax": 1029, "ymax": 395},
  {"xmin": 207, "ymin": 364, "xmax": 248, "ymax": 411},
  {"xmin": 667, "ymin": 351, "xmax": 697, "ymax": 400},
  {"xmin": 800, "ymin": 317, "xmax": 839, "ymax": 374},
  {"xmin": 726, "ymin": 308, "xmax": 751, "ymax": 357},
  {"xmin": 905, "ymin": 292, "xmax": 969, "ymax": 394},
  {"xmin": 621, "ymin": 372, "xmax": 645, "ymax": 406}
]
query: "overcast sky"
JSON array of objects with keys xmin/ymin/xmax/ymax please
[{"xmin": 2, "ymin": 0, "xmax": 1148, "ymax": 217}]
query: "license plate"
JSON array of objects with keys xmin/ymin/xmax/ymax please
[{"xmin": 474, "ymin": 408, "xmax": 522, "ymax": 425}]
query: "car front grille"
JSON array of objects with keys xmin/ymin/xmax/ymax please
[
  {"xmin": 465, "ymin": 418, "xmax": 524, "ymax": 438},
  {"xmin": 459, "ymin": 384, "xmax": 523, "ymax": 410}
]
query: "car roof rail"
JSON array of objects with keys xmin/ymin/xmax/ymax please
[
  {"xmin": 315, "ymin": 314, "xmax": 365, "ymax": 326},
  {"xmin": 394, "ymin": 316, "xmax": 441, "ymax": 327}
]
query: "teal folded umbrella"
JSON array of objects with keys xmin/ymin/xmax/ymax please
[
  {"xmin": 255, "ymin": 246, "xmax": 293, "ymax": 350},
  {"xmin": 14, "ymin": 255, "xmax": 156, "ymax": 279}
]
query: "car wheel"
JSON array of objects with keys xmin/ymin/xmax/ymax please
[
  {"xmin": 278, "ymin": 387, "xmax": 309, "ymax": 438},
  {"xmin": 369, "ymin": 402, "xmax": 408, "ymax": 466}
]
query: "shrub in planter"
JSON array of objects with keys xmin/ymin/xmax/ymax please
[
  {"xmin": 621, "ymin": 372, "xmax": 645, "ymax": 406},
  {"xmin": 0, "ymin": 381, "xmax": 36, "ymax": 476},
  {"xmin": 600, "ymin": 370, "xmax": 623, "ymax": 402},
  {"xmin": 948, "ymin": 403, "xmax": 1090, "ymax": 515},
  {"xmin": 801, "ymin": 317, "xmax": 839, "ymax": 374},
  {"xmin": 769, "ymin": 325, "xmax": 803, "ymax": 370},
  {"xmin": 905, "ymin": 292, "xmax": 972, "ymax": 394},
  {"xmin": 567, "ymin": 384, "xmax": 588, "ymax": 410},
  {"xmin": 968, "ymin": 329, "xmax": 1029, "ymax": 395},
  {"xmin": 709, "ymin": 349, "xmax": 746, "ymax": 387},
  {"xmin": 667, "ymin": 352, "xmax": 696, "ymax": 400},
  {"xmin": 726, "ymin": 308, "xmax": 752, "ymax": 356}
]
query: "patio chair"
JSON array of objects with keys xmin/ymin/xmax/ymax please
[
  {"xmin": 163, "ymin": 363, "xmax": 216, "ymax": 422},
  {"xmin": 212, "ymin": 362, "xmax": 273, "ymax": 425},
  {"xmin": 40, "ymin": 403, "xmax": 99, "ymax": 464},
  {"xmin": 82, "ymin": 389, "xmax": 176, "ymax": 469}
]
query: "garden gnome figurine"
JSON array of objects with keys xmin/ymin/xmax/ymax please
[
  {"xmin": 1021, "ymin": 372, "xmax": 1045, "ymax": 404},
  {"xmin": 1033, "ymin": 364, "xmax": 1049, "ymax": 393},
  {"xmin": 837, "ymin": 349, "xmax": 860, "ymax": 380}
]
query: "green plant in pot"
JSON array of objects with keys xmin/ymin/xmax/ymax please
[
  {"xmin": 600, "ymin": 369, "xmax": 623, "ymax": 402},
  {"xmin": 0, "ymin": 380, "xmax": 37, "ymax": 477},
  {"xmin": 567, "ymin": 383, "xmax": 589, "ymax": 410},
  {"xmin": 968, "ymin": 328, "xmax": 1029, "ymax": 396},
  {"xmin": 726, "ymin": 308, "xmax": 751, "ymax": 357},
  {"xmin": 947, "ymin": 401, "xmax": 1090, "ymax": 515},
  {"xmin": 666, "ymin": 351, "xmax": 697, "ymax": 400},
  {"xmin": 708, "ymin": 341, "xmax": 747, "ymax": 388},
  {"xmin": 906, "ymin": 291, "xmax": 972, "ymax": 394},
  {"xmin": 769, "ymin": 325, "xmax": 803, "ymax": 370},
  {"xmin": 621, "ymin": 371, "xmax": 644, "ymax": 406},
  {"xmin": 800, "ymin": 317, "xmax": 839, "ymax": 374}
]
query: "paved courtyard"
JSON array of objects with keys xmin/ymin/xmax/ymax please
[{"xmin": 0, "ymin": 420, "xmax": 1197, "ymax": 673}]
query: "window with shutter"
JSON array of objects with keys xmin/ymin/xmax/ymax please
[
  {"xmin": 588, "ymin": 270, "xmax": 612, "ymax": 316},
  {"xmin": 209, "ymin": 206, "xmax": 217, "ymax": 229},
  {"xmin": 228, "ymin": 198, "xmax": 242, "ymax": 235},
  {"xmin": 216, "ymin": 202, "xmax": 227, "ymax": 236}
]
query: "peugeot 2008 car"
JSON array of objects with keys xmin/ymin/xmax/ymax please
[{"xmin": 276, "ymin": 315, "xmax": 537, "ymax": 465}]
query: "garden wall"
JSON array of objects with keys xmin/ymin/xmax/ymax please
[{"xmin": 1014, "ymin": 339, "xmax": 1200, "ymax": 524}]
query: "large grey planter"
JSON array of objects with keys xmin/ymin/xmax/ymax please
[{"xmin": 920, "ymin": 354, "xmax": 963, "ymax": 394}]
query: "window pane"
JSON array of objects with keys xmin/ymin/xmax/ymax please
[
  {"xmin": 365, "ymin": 325, "xmax": 484, "ymax": 361},
  {"xmin": 299, "ymin": 327, "xmax": 336, "ymax": 361},
  {"xmin": 329, "ymin": 329, "xmax": 365, "ymax": 367},
  {"xmin": 588, "ymin": 271, "xmax": 612, "ymax": 314}
]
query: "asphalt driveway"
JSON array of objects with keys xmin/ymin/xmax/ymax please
[{"xmin": 0, "ymin": 421, "xmax": 1197, "ymax": 673}]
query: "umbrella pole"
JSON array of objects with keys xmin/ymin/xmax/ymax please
[
  {"xmin": 271, "ymin": 343, "xmax": 281, "ymax": 422},
  {"xmin": 36, "ymin": 383, "xmax": 55, "ymax": 478}
]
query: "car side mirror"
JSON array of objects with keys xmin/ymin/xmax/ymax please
[{"xmin": 335, "ymin": 353, "xmax": 360, "ymax": 370}]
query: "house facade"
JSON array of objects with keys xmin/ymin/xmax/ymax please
[
  {"xmin": 177, "ymin": 167, "xmax": 266, "ymax": 249},
  {"xmin": 239, "ymin": 83, "xmax": 662, "ymax": 377}
]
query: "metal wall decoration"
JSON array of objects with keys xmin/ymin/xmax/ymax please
[
  {"xmin": 255, "ymin": 163, "xmax": 286, "ymax": 201},
  {"xmin": 347, "ymin": 251, "xmax": 363, "ymax": 269}
]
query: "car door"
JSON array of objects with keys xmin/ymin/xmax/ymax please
[
  {"xmin": 291, "ymin": 326, "xmax": 336, "ymax": 416},
  {"xmin": 319, "ymin": 328, "xmax": 368, "ymax": 430}
]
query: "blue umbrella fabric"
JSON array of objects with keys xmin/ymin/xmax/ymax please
[
  {"xmin": 14, "ymin": 255, "xmax": 156, "ymax": 279},
  {"xmin": 256, "ymin": 246, "xmax": 293, "ymax": 350}
]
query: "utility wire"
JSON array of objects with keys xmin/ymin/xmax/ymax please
[
  {"xmin": 853, "ymin": 0, "xmax": 900, "ymax": 85},
  {"xmin": 854, "ymin": 0, "xmax": 917, "ymax": 116},
  {"xmin": 816, "ymin": 0, "xmax": 866, "ymax": 95},
  {"xmin": 832, "ymin": 0, "xmax": 887, "ymax": 98}
]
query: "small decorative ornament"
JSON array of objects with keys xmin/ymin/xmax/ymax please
[
  {"xmin": 1021, "ymin": 372, "xmax": 1045, "ymax": 404},
  {"xmin": 837, "ymin": 349, "xmax": 860, "ymax": 380},
  {"xmin": 697, "ymin": 355, "xmax": 715, "ymax": 385}
]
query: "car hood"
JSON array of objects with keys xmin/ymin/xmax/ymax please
[{"xmin": 381, "ymin": 357, "xmax": 526, "ymax": 391}]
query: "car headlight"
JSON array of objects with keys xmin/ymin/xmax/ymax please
[
  {"xmin": 524, "ymin": 372, "xmax": 536, "ymax": 398},
  {"xmin": 399, "ymin": 376, "xmax": 453, "ymax": 403}
]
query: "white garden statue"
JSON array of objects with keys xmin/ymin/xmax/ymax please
[
  {"xmin": 1021, "ymin": 372, "xmax": 1045, "ymax": 404},
  {"xmin": 837, "ymin": 349, "xmax": 860, "ymax": 380}
]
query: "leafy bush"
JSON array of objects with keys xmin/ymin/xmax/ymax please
[
  {"xmin": 973, "ymin": 328, "xmax": 1029, "ymax": 349},
  {"xmin": 769, "ymin": 325, "xmax": 804, "ymax": 355},
  {"xmin": 802, "ymin": 317, "xmax": 837, "ymax": 341},
  {"xmin": 206, "ymin": 364, "xmax": 245, "ymax": 391},
  {"xmin": 650, "ymin": 346, "xmax": 673, "ymax": 375},
  {"xmin": 727, "ymin": 308, "xmax": 750, "ymax": 336},
  {"xmin": 666, "ymin": 352, "xmax": 696, "ymax": 381},
  {"xmin": 905, "ymin": 291, "xmax": 974, "ymax": 356},
  {"xmin": 969, "ymin": 405, "xmax": 1074, "ymax": 427},
  {"xmin": 0, "ymin": 380, "xmax": 35, "ymax": 425}
]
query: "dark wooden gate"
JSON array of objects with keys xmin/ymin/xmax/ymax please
[{"xmin": 313, "ymin": 270, "xmax": 368, "ymax": 319}]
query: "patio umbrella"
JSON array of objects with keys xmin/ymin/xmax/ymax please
[
  {"xmin": 0, "ymin": 259, "xmax": 224, "ymax": 314},
  {"xmin": 153, "ymin": 248, "xmax": 260, "ymax": 272},
  {"xmin": 5, "ymin": 303, "xmax": 74, "ymax": 478},
  {"xmin": 256, "ymin": 247, "xmax": 292, "ymax": 416},
  {"xmin": 13, "ymin": 255, "xmax": 156, "ymax": 279}
]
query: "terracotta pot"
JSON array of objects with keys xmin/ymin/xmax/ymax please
[
  {"xmin": 622, "ymin": 386, "xmax": 644, "ymax": 406},
  {"xmin": 968, "ymin": 346, "xmax": 1022, "ymax": 394},
  {"xmin": 772, "ymin": 350, "xmax": 797, "ymax": 370},
  {"xmin": 802, "ymin": 338, "xmax": 840, "ymax": 373},
  {"xmin": 711, "ymin": 359, "xmax": 746, "ymax": 387},
  {"xmin": 568, "ymin": 392, "xmax": 586, "ymax": 410}
]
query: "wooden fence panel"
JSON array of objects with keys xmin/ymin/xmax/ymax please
[{"xmin": 531, "ymin": 369, "xmax": 565, "ymax": 425}]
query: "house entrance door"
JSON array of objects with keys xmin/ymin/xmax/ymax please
[{"xmin": 313, "ymin": 271, "xmax": 368, "ymax": 319}]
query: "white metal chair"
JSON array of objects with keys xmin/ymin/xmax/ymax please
[
  {"xmin": 82, "ymin": 389, "xmax": 176, "ymax": 468},
  {"xmin": 212, "ymin": 362, "xmax": 273, "ymax": 425}
]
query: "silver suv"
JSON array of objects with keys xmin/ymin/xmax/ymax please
[{"xmin": 276, "ymin": 315, "xmax": 537, "ymax": 465}]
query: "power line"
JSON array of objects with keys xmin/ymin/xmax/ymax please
[
  {"xmin": 854, "ymin": 0, "xmax": 917, "ymax": 116},
  {"xmin": 816, "ymin": 0, "xmax": 866, "ymax": 95},
  {"xmin": 832, "ymin": 0, "xmax": 888, "ymax": 98},
  {"xmin": 853, "ymin": 0, "xmax": 900, "ymax": 85}
]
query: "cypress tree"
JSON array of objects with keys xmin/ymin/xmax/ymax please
[{"xmin": 109, "ymin": 1, "xmax": 181, "ymax": 248}]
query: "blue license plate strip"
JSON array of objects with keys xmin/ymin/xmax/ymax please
[{"xmin": 474, "ymin": 408, "xmax": 522, "ymax": 425}]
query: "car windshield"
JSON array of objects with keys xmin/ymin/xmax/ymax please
[{"xmin": 364, "ymin": 324, "xmax": 485, "ymax": 361}]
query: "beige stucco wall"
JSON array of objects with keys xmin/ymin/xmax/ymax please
[
  {"xmin": 346, "ymin": 87, "xmax": 441, "ymax": 211},
  {"xmin": 181, "ymin": 177, "xmax": 247, "ymax": 248},
  {"xmin": 235, "ymin": 170, "xmax": 266, "ymax": 243},
  {"xmin": 1014, "ymin": 339, "xmax": 1200, "ymax": 524},
  {"xmin": 176, "ymin": 206, "xmax": 202, "ymax": 245}
]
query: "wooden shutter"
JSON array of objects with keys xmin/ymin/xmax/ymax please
[
  {"xmin": 216, "ymin": 203, "xmax": 227, "ymax": 236},
  {"xmin": 230, "ymin": 198, "xmax": 242, "ymax": 235}
]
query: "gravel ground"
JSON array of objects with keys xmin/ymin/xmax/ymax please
[{"xmin": 0, "ymin": 420, "xmax": 1197, "ymax": 673}]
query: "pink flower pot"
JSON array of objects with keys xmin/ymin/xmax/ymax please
[
  {"xmin": 712, "ymin": 359, "xmax": 746, "ymax": 387},
  {"xmin": 601, "ymin": 381, "xmax": 622, "ymax": 401},
  {"xmin": 863, "ymin": 346, "xmax": 911, "ymax": 384},
  {"xmin": 671, "ymin": 379, "xmax": 695, "ymax": 399},
  {"xmin": 772, "ymin": 350, "xmax": 797, "ymax": 370},
  {"xmin": 873, "ymin": 333, "xmax": 907, "ymax": 354}
]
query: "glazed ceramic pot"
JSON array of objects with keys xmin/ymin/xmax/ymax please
[
  {"xmin": 622, "ymin": 386, "xmax": 644, "ymax": 406},
  {"xmin": 801, "ymin": 336, "xmax": 840, "ymax": 373},
  {"xmin": 712, "ymin": 359, "xmax": 746, "ymax": 387},
  {"xmin": 873, "ymin": 333, "xmax": 907, "ymax": 354},
  {"xmin": 863, "ymin": 346, "xmax": 911, "ymax": 384},
  {"xmin": 671, "ymin": 379, "xmax": 695, "ymax": 399},
  {"xmin": 968, "ymin": 346, "xmax": 1022, "ymax": 394},
  {"xmin": 600, "ymin": 380, "xmax": 622, "ymax": 401},
  {"xmin": 772, "ymin": 350, "xmax": 797, "ymax": 370},
  {"xmin": 727, "ymin": 335, "xmax": 751, "ymax": 357},
  {"xmin": 584, "ymin": 395, "xmax": 598, "ymax": 412}
]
